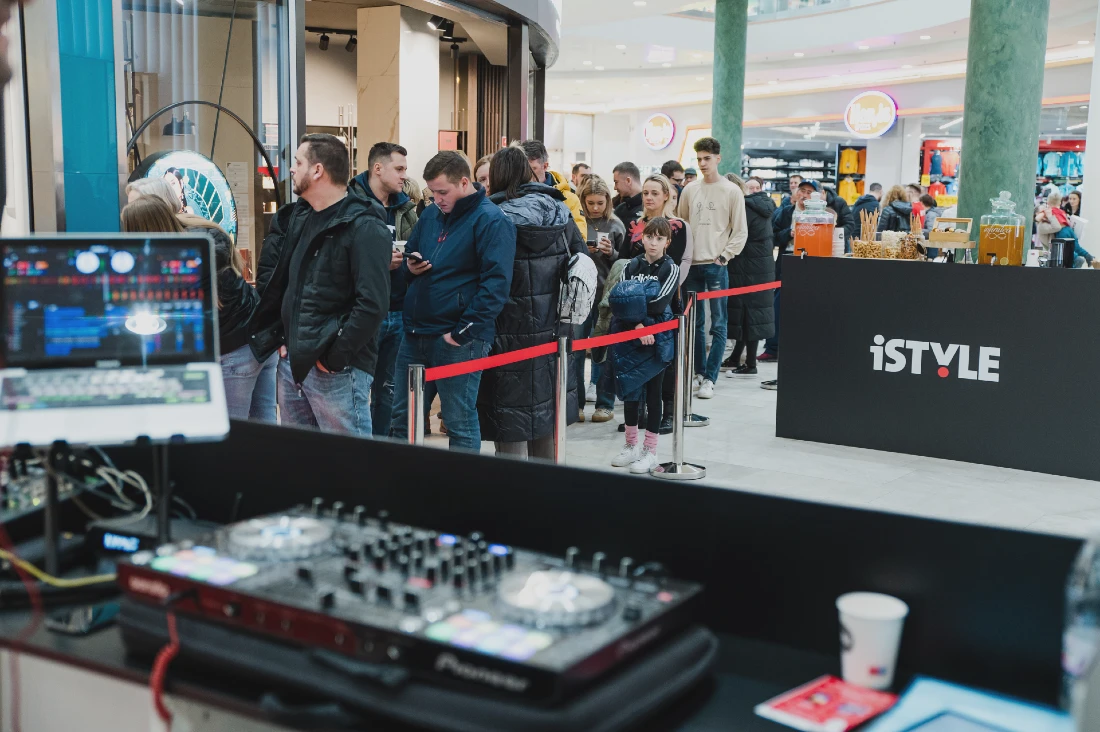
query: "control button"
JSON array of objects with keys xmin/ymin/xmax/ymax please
[
  {"xmin": 403, "ymin": 590, "xmax": 420, "ymax": 611},
  {"xmin": 565, "ymin": 546, "xmax": 579, "ymax": 568},
  {"xmin": 426, "ymin": 531, "xmax": 439, "ymax": 554},
  {"xmin": 376, "ymin": 585, "xmax": 393, "ymax": 603},
  {"xmin": 397, "ymin": 555, "xmax": 411, "ymax": 576},
  {"xmin": 591, "ymin": 552, "xmax": 606, "ymax": 573},
  {"xmin": 297, "ymin": 566, "xmax": 313, "ymax": 583},
  {"xmin": 348, "ymin": 577, "xmax": 366, "ymax": 595},
  {"xmin": 656, "ymin": 591, "xmax": 675, "ymax": 603},
  {"xmin": 410, "ymin": 551, "xmax": 425, "ymax": 569},
  {"xmin": 425, "ymin": 563, "xmax": 438, "ymax": 583},
  {"xmin": 320, "ymin": 591, "xmax": 335, "ymax": 610},
  {"xmin": 607, "ymin": 576, "xmax": 631, "ymax": 589},
  {"xmin": 439, "ymin": 557, "xmax": 452, "ymax": 580},
  {"xmin": 331, "ymin": 501, "xmax": 345, "ymax": 520},
  {"xmin": 388, "ymin": 541, "xmax": 401, "ymax": 560},
  {"xmin": 372, "ymin": 550, "xmax": 386, "ymax": 572},
  {"xmin": 353, "ymin": 505, "xmax": 367, "ymax": 526},
  {"xmin": 468, "ymin": 531, "xmax": 484, "ymax": 545},
  {"xmin": 480, "ymin": 553, "xmax": 492, "ymax": 576},
  {"xmin": 619, "ymin": 557, "xmax": 634, "ymax": 578},
  {"xmin": 377, "ymin": 510, "xmax": 390, "ymax": 530},
  {"xmin": 453, "ymin": 566, "xmax": 466, "ymax": 589},
  {"xmin": 633, "ymin": 580, "xmax": 659, "ymax": 594},
  {"xmin": 311, "ymin": 497, "xmax": 324, "ymax": 515},
  {"xmin": 622, "ymin": 604, "xmax": 643, "ymax": 622},
  {"xmin": 407, "ymin": 577, "xmax": 432, "ymax": 590},
  {"xmin": 343, "ymin": 562, "xmax": 359, "ymax": 579},
  {"xmin": 343, "ymin": 546, "xmax": 360, "ymax": 561}
]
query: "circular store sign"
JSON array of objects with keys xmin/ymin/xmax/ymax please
[
  {"xmin": 843, "ymin": 91, "xmax": 899, "ymax": 139},
  {"xmin": 129, "ymin": 150, "xmax": 238, "ymax": 241},
  {"xmin": 643, "ymin": 113, "xmax": 676, "ymax": 151}
]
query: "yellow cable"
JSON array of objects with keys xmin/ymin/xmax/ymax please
[{"xmin": 0, "ymin": 549, "xmax": 116, "ymax": 588}]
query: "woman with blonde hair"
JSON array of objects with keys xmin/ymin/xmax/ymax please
[
  {"xmin": 876, "ymin": 184, "xmax": 914, "ymax": 232},
  {"xmin": 125, "ymin": 178, "xmax": 179, "ymax": 211},
  {"xmin": 120, "ymin": 197, "xmax": 276, "ymax": 423}
]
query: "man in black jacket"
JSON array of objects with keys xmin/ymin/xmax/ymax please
[
  {"xmin": 248, "ymin": 133, "xmax": 392, "ymax": 436},
  {"xmin": 612, "ymin": 161, "xmax": 644, "ymax": 223},
  {"xmin": 851, "ymin": 182, "xmax": 882, "ymax": 225}
]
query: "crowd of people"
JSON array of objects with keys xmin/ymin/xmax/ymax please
[{"xmin": 122, "ymin": 133, "xmax": 1092, "ymax": 471}]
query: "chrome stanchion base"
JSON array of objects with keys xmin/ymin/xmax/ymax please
[
  {"xmin": 653, "ymin": 462, "xmax": 707, "ymax": 480},
  {"xmin": 683, "ymin": 413, "xmax": 710, "ymax": 427}
]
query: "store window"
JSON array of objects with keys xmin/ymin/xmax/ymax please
[{"xmin": 121, "ymin": 0, "xmax": 293, "ymax": 268}]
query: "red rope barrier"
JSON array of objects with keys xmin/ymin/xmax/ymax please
[
  {"xmin": 695, "ymin": 280, "xmax": 781, "ymax": 301},
  {"xmin": 422, "ymin": 282, "xmax": 781, "ymax": 381}
]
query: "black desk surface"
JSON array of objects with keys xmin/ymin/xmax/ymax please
[{"xmin": 0, "ymin": 609, "xmax": 835, "ymax": 731}]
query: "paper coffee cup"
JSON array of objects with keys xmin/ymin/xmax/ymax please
[
  {"xmin": 836, "ymin": 592, "xmax": 909, "ymax": 690},
  {"xmin": 394, "ymin": 241, "xmax": 407, "ymax": 253}
]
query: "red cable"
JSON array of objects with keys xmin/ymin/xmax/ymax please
[{"xmin": 150, "ymin": 609, "xmax": 181, "ymax": 725}]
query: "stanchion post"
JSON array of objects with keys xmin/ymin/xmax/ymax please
[
  {"xmin": 554, "ymin": 337, "xmax": 569, "ymax": 465},
  {"xmin": 682, "ymin": 291, "xmax": 710, "ymax": 428},
  {"xmin": 655, "ymin": 315, "xmax": 706, "ymax": 480},
  {"xmin": 408, "ymin": 364, "xmax": 425, "ymax": 446}
]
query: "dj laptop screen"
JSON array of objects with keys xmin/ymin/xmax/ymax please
[{"xmin": 2, "ymin": 238, "xmax": 216, "ymax": 368}]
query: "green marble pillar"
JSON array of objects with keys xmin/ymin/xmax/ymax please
[
  {"xmin": 713, "ymin": 0, "xmax": 748, "ymax": 175},
  {"xmin": 957, "ymin": 0, "xmax": 1050, "ymax": 257}
]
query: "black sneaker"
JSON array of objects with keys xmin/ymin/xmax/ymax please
[
  {"xmin": 760, "ymin": 380, "xmax": 778, "ymax": 391},
  {"xmin": 659, "ymin": 416, "xmax": 674, "ymax": 435},
  {"xmin": 720, "ymin": 353, "xmax": 741, "ymax": 372},
  {"xmin": 618, "ymin": 422, "xmax": 626, "ymax": 432},
  {"xmin": 731, "ymin": 365, "xmax": 758, "ymax": 378}
]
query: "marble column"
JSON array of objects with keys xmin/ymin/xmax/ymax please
[
  {"xmin": 712, "ymin": 0, "xmax": 748, "ymax": 175},
  {"xmin": 956, "ymin": 0, "xmax": 1050, "ymax": 256},
  {"xmin": 357, "ymin": 6, "xmax": 440, "ymax": 181}
]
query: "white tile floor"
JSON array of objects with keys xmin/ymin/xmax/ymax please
[{"xmin": 422, "ymin": 357, "xmax": 1100, "ymax": 539}]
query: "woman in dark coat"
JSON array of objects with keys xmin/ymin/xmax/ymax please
[
  {"xmin": 478, "ymin": 145, "xmax": 585, "ymax": 460},
  {"xmin": 723, "ymin": 182, "xmax": 776, "ymax": 377}
]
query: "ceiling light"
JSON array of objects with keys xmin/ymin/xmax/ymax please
[
  {"xmin": 767, "ymin": 80, "xmax": 778, "ymax": 85},
  {"xmin": 318, "ymin": 33, "xmax": 329, "ymax": 51},
  {"xmin": 662, "ymin": 62, "xmax": 671, "ymax": 68},
  {"xmin": 427, "ymin": 15, "xmax": 445, "ymax": 30},
  {"xmin": 633, "ymin": 0, "xmax": 646, "ymax": 5},
  {"xmin": 1057, "ymin": 127, "xmax": 1064, "ymax": 131},
  {"xmin": 902, "ymin": 64, "xmax": 913, "ymax": 69},
  {"xmin": 696, "ymin": 76, "xmax": 705, "ymax": 80},
  {"xmin": 616, "ymin": 44, "xmax": 627, "ymax": 50},
  {"xmin": 594, "ymin": 66, "xmax": 605, "ymax": 70},
  {"xmin": 794, "ymin": 52, "xmax": 804, "ymax": 57},
  {"xmin": 1078, "ymin": 40, "xmax": 1090, "ymax": 45},
  {"xmin": 1081, "ymin": 105, "xmax": 1089, "ymax": 109},
  {"xmin": 920, "ymin": 35, "xmax": 931, "ymax": 40},
  {"xmin": 575, "ymin": 79, "xmax": 585, "ymax": 84},
  {"xmin": 939, "ymin": 116, "xmax": 964, "ymax": 130},
  {"xmin": 345, "ymin": 35, "xmax": 356, "ymax": 52},
  {"xmin": 583, "ymin": 60, "xmax": 592, "ymax": 65},
  {"xmin": 1068, "ymin": 122, "xmax": 1089, "ymax": 130},
  {"xmin": 858, "ymin": 45, "xmax": 869, "ymax": 50}
]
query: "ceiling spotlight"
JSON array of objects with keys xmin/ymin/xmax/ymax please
[
  {"xmin": 427, "ymin": 15, "xmax": 445, "ymax": 30},
  {"xmin": 858, "ymin": 45, "xmax": 869, "ymax": 50},
  {"xmin": 920, "ymin": 35, "xmax": 931, "ymax": 40},
  {"xmin": 615, "ymin": 44, "xmax": 627, "ymax": 50},
  {"xmin": 1078, "ymin": 40, "xmax": 1090, "ymax": 45},
  {"xmin": 346, "ymin": 35, "xmax": 357, "ymax": 52},
  {"xmin": 438, "ymin": 19, "xmax": 455, "ymax": 36},
  {"xmin": 594, "ymin": 66, "xmax": 605, "ymax": 70},
  {"xmin": 583, "ymin": 60, "xmax": 592, "ymax": 65},
  {"xmin": 794, "ymin": 52, "xmax": 804, "ymax": 57},
  {"xmin": 318, "ymin": 33, "xmax": 329, "ymax": 50},
  {"xmin": 1081, "ymin": 105, "xmax": 1089, "ymax": 109},
  {"xmin": 938, "ymin": 116, "xmax": 964, "ymax": 130}
]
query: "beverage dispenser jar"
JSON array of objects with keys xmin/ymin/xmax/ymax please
[
  {"xmin": 978, "ymin": 191, "xmax": 1027, "ymax": 266},
  {"xmin": 793, "ymin": 192, "xmax": 837, "ymax": 257}
]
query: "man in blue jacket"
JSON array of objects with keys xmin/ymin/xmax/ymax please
[{"xmin": 389, "ymin": 151, "xmax": 516, "ymax": 451}]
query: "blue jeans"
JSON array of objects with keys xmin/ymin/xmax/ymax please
[
  {"xmin": 596, "ymin": 355, "xmax": 616, "ymax": 410},
  {"xmin": 684, "ymin": 263, "xmax": 728, "ymax": 383},
  {"xmin": 390, "ymin": 334, "xmax": 491, "ymax": 451},
  {"xmin": 277, "ymin": 357, "xmax": 373, "ymax": 436},
  {"xmin": 220, "ymin": 345, "xmax": 277, "ymax": 423},
  {"xmin": 575, "ymin": 315, "xmax": 595, "ymax": 404},
  {"xmin": 371, "ymin": 311, "xmax": 405, "ymax": 437}
]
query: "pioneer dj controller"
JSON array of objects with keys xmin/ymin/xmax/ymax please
[{"xmin": 117, "ymin": 500, "xmax": 703, "ymax": 702}]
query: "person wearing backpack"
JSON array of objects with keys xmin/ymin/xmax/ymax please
[
  {"xmin": 609, "ymin": 217, "xmax": 678, "ymax": 475},
  {"xmin": 478, "ymin": 144, "xmax": 587, "ymax": 460}
]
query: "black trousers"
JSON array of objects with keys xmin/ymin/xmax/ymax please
[{"xmin": 624, "ymin": 371, "xmax": 664, "ymax": 434}]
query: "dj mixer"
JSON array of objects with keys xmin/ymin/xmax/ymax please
[{"xmin": 117, "ymin": 500, "xmax": 704, "ymax": 703}]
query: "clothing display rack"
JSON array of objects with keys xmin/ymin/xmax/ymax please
[
  {"xmin": 741, "ymin": 148, "xmax": 836, "ymax": 203},
  {"xmin": 835, "ymin": 144, "xmax": 866, "ymax": 204}
]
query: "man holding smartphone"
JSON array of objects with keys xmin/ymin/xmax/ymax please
[
  {"xmin": 389, "ymin": 151, "xmax": 516, "ymax": 451},
  {"xmin": 350, "ymin": 142, "xmax": 417, "ymax": 436}
]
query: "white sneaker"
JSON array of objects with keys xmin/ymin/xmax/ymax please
[
  {"xmin": 692, "ymin": 374, "xmax": 703, "ymax": 392},
  {"xmin": 585, "ymin": 383, "xmax": 597, "ymax": 404},
  {"xmin": 697, "ymin": 379, "xmax": 715, "ymax": 399},
  {"xmin": 629, "ymin": 448, "xmax": 660, "ymax": 474},
  {"xmin": 611, "ymin": 443, "xmax": 643, "ymax": 467}
]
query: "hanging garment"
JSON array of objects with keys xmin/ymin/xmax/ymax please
[
  {"xmin": 1065, "ymin": 152, "xmax": 1084, "ymax": 178},
  {"xmin": 838, "ymin": 148, "xmax": 860, "ymax": 174},
  {"xmin": 856, "ymin": 148, "xmax": 867, "ymax": 174},
  {"xmin": 1043, "ymin": 152, "xmax": 1064, "ymax": 177},
  {"xmin": 838, "ymin": 177, "xmax": 859, "ymax": 204},
  {"xmin": 929, "ymin": 151, "xmax": 943, "ymax": 176},
  {"xmin": 940, "ymin": 151, "xmax": 961, "ymax": 178},
  {"xmin": 928, "ymin": 181, "xmax": 947, "ymax": 198}
]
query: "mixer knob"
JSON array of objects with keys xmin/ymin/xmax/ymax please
[
  {"xmin": 297, "ymin": 566, "xmax": 313, "ymax": 583},
  {"xmin": 469, "ymin": 531, "xmax": 484, "ymax": 545},
  {"xmin": 492, "ymin": 553, "xmax": 504, "ymax": 575},
  {"xmin": 425, "ymin": 531, "xmax": 439, "ymax": 553},
  {"xmin": 619, "ymin": 557, "xmax": 634, "ymax": 578},
  {"xmin": 372, "ymin": 549, "xmax": 386, "ymax": 572},
  {"xmin": 331, "ymin": 501, "xmax": 345, "ymax": 520},
  {"xmin": 311, "ymin": 497, "xmax": 324, "ymax": 515},
  {"xmin": 353, "ymin": 505, "xmax": 367, "ymax": 526},
  {"xmin": 453, "ymin": 566, "xmax": 466, "ymax": 589},
  {"xmin": 362, "ymin": 540, "xmax": 374, "ymax": 557},
  {"xmin": 425, "ymin": 562, "xmax": 438, "ymax": 584},
  {"xmin": 376, "ymin": 584, "xmax": 393, "ymax": 604},
  {"xmin": 503, "ymin": 547, "xmax": 515, "ymax": 569},
  {"xmin": 403, "ymin": 590, "xmax": 420, "ymax": 611},
  {"xmin": 439, "ymin": 557, "xmax": 452, "ymax": 580},
  {"xmin": 591, "ymin": 552, "xmax": 606, "ymax": 573},
  {"xmin": 480, "ymin": 553, "xmax": 492, "ymax": 577},
  {"xmin": 397, "ymin": 555, "xmax": 411, "ymax": 576},
  {"xmin": 320, "ymin": 591, "xmax": 335, "ymax": 610},
  {"xmin": 377, "ymin": 510, "xmax": 390, "ymax": 530},
  {"xmin": 388, "ymin": 541, "xmax": 401, "ymax": 560},
  {"xmin": 343, "ymin": 562, "xmax": 359, "ymax": 580},
  {"xmin": 622, "ymin": 603, "xmax": 642, "ymax": 622},
  {"xmin": 348, "ymin": 577, "xmax": 366, "ymax": 595},
  {"xmin": 401, "ymin": 536, "xmax": 415, "ymax": 553},
  {"xmin": 410, "ymin": 551, "xmax": 425, "ymax": 570},
  {"xmin": 343, "ymin": 546, "xmax": 360, "ymax": 561},
  {"xmin": 565, "ymin": 547, "xmax": 579, "ymax": 568}
]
